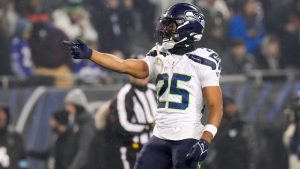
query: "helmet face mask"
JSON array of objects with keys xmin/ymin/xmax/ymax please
[
  {"xmin": 155, "ymin": 3, "xmax": 205, "ymax": 50},
  {"xmin": 157, "ymin": 18, "xmax": 176, "ymax": 41},
  {"xmin": 156, "ymin": 17, "xmax": 178, "ymax": 49}
]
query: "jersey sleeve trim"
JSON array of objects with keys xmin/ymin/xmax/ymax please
[{"xmin": 201, "ymin": 68, "xmax": 220, "ymax": 87}]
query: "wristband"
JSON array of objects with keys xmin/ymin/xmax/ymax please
[{"xmin": 203, "ymin": 124, "xmax": 218, "ymax": 138}]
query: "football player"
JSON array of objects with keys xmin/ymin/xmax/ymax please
[{"xmin": 63, "ymin": 3, "xmax": 223, "ymax": 169}]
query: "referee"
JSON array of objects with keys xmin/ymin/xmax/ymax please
[{"xmin": 109, "ymin": 75, "xmax": 157, "ymax": 169}]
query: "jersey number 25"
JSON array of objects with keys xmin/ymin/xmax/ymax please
[{"xmin": 155, "ymin": 73, "xmax": 191, "ymax": 110}]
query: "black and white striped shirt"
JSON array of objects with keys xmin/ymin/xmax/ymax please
[{"xmin": 110, "ymin": 83, "xmax": 157, "ymax": 145}]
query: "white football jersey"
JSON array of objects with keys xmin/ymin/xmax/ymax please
[{"xmin": 143, "ymin": 46, "xmax": 221, "ymax": 140}]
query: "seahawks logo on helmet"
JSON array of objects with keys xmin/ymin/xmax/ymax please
[{"xmin": 185, "ymin": 11, "xmax": 205, "ymax": 28}]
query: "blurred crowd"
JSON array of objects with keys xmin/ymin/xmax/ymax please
[
  {"xmin": 0, "ymin": 0, "xmax": 299, "ymax": 169},
  {"xmin": 0, "ymin": 0, "xmax": 157, "ymax": 87},
  {"xmin": 0, "ymin": 0, "xmax": 299, "ymax": 87}
]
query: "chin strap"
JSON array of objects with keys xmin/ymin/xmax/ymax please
[
  {"xmin": 162, "ymin": 41, "xmax": 175, "ymax": 50},
  {"xmin": 161, "ymin": 37, "xmax": 188, "ymax": 50},
  {"xmin": 158, "ymin": 35, "xmax": 196, "ymax": 55},
  {"xmin": 161, "ymin": 34, "xmax": 201, "ymax": 51}
]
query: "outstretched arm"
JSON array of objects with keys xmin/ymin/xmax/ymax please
[
  {"xmin": 63, "ymin": 39, "xmax": 149, "ymax": 79},
  {"xmin": 90, "ymin": 50, "xmax": 149, "ymax": 78}
]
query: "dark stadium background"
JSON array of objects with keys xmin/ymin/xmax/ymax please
[{"xmin": 0, "ymin": 0, "xmax": 299, "ymax": 169}]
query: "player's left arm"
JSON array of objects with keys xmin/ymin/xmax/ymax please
[
  {"xmin": 186, "ymin": 85, "xmax": 223, "ymax": 163},
  {"xmin": 201, "ymin": 86, "xmax": 223, "ymax": 143},
  {"xmin": 186, "ymin": 50, "xmax": 223, "ymax": 163}
]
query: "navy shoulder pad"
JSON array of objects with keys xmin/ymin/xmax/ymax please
[{"xmin": 186, "ymin": 53, "xmax": 217, "ymax": 70}]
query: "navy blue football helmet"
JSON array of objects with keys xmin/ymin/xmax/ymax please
[{"xmin": 156, "ymin": 3, "xmax": 205, "ymax": 49}]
